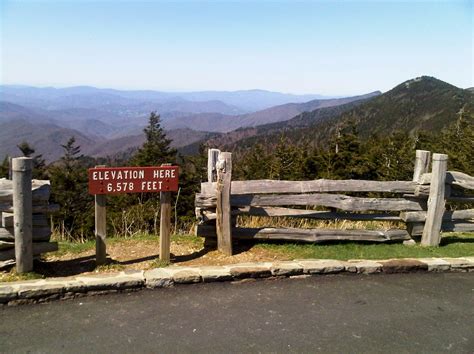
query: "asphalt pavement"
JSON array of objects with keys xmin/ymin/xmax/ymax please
[{"xmin": 1, "ymin": 272, "xmax": 473, "ymax": 353}]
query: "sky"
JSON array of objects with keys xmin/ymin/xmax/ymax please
[{"xmin": 0, "ymin": 0, "xmax": 472, "ymax": 96}]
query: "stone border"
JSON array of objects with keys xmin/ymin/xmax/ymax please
[{"xmin": 1, "ymin": 257, "xmax": 473, "ymax": 306}]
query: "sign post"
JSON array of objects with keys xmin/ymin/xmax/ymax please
[{"xmin": 88, "ymin": 165, "xmax": 179, "ymax": 265}]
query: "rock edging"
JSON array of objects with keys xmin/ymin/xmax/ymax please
[{"xmin": 1, "ymin": 257, "xmax": 473, "ymax": 306}]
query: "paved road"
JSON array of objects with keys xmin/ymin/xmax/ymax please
[{"xmin": 1, "ymin": 273, "xmax": 473, "ymax": 353}]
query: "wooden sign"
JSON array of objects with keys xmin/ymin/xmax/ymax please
[{"xmin": 88, "ymin": 166, "xmax": 179, "ymax": 195}]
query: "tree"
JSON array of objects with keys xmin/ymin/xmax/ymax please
[
  {"xmin": 17, "ymin": 141, "xmax": 35, "ymax": 157},
  {"xmin": 48, "ymin": 136, "xmax": 93, "ymax": 240},
  {"xmin": 0, "ymin": 156, "xmax": 9, "ymax": 179},
  {"xmin": 131, "ymin": 112, "xmax": 177, "ymax": 166}
]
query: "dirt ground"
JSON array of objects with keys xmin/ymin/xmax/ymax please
[{"xmin": 26, "ymin": 237, "xmax": 289, "ymax": 279}]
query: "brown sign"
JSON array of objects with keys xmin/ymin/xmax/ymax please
[{"xmin": 88, "ymin": 166, "xmax": 179, "ymax": 195}]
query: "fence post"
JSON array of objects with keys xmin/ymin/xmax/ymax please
[
  {"xmin": 421, "ymin": 153, "xmax": 448, "ymax": 246},
  {"xmin": 95, "ymin": 165, "xmax": 107, "ymax": 265},
  {"xmin": 208, "ymin": 148, "xmax": 220, "ymax": 183},
  {"xmin": 12, "ymin": 157, "xmax": 33, "ymax": 273},
  {"xmin": 413, "ymin": 150, "xmax": 431, "ymax": 183},
  {"xmin": 160, "ymin": 163, "xmax": 172, "ymax": 262},
  {"xmin": 216, "ymin": 152, "xmax": 232, "ymax": 256}
]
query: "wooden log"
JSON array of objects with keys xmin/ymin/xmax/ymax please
[
  {"xmin": 95, "ymin": 194, "xmax": 107, "ymax": 265},
  {"xmin": 200, "ymin": 206, "xmax": 401, "ymax": 222},
  {"xmin": 0, "ymin": 240, "xmax": 15, "ymax": 250},
  {"xmin": 0, "ymin": 226, "xmax": 51, "ymax": 242},
  {"xmin": 2, "ymin": 213, "xmax": 49, "ymax": 228},
  {"xmin": 207, "ymin": 148, "xmax": 220, "ymax": 183},
  {"xmin": 196, "ymin": 193, "xmax": 426, "ymax": 212},
  {"xmin": 420, "ymin": 171, "xmax": 474, "ymax": 190},
  {"xmin": 400, "ymin": 209, "xmax": 474, "ymax": 223},
  {"xmin": 0, "ymin": 179, "xmax": 51, "ymax": 203},
  {"xmin": 159, "ymin": 191, "xmax": 171, "ymax": 263},
  {"xmin": 200, "ymin": 179, "xmax": 416, "ymax": 196},
  {"xmin": 196, "ymin": 225, "xmax": 410, "ymax": 243},
  {"xmin": 216, "ymin": 152, "xmax": 233, "ymax": 256},
  {"xmin": 414, "ymin": 184, "xmax": 452, "ymax": 198},
  {"xmin": 446, "ymin": 196, "xmax": 474, "ymax": 203},
  {"xmin": 0, "ymin": 242, "xmax": 58, "ymax": 262},
  {"xmin": 421, "ymin": 154, "xmax": 448, "ymax": 246},
  {"xmin": 410, "ymin": 221, "xmax": 474, "ymax": 236},
  {"xmin": 13, "ymin": 157, "xmax": 33, "ymax": 273},
  {"xmin": 0, "ymin": 203, "xmax": 59, "ymax": 213},
  {"xmin": 413, "ymin": 150, "xmax": 431, "ymax": 183}
]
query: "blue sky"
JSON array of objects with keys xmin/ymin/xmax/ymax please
[{"xmin": 0, "ymin": 0, "xmax": 472, "ymax": 95}]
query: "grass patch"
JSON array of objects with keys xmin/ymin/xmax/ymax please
[
  {"xmin": 252, "ymin": 232, "xmax": 474, "ymax": 260},
  {"xmin": 0, "ymin": 270, "xmax": 44, "ymax": 283},
  {"xmin": 148, "ymin": 258, "xmax": 171, "ymax": 269}
]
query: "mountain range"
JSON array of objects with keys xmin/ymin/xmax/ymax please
[{"xmin": 0, "ymin": 77, "xmax": 472, "ymax": 162}]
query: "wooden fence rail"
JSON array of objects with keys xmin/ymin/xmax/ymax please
[
  {"xmin": 0, "ymin": 159, "xmax": 58, "ymax": 271},
  {"xmin": 196, "ymin": 149, "xmax": 474, "ymax": 255}
]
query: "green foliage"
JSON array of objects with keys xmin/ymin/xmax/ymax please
[
  {"xmin": 131, "ymin": 112, "xmax": 177, "ymax": 166},
  {"xmin": 48, "ymin": 136, "xmax": 93, "ymax": 241},
  {"xmin": 0, "ymin": 156, "xmax": 9, "ymax": 179}
]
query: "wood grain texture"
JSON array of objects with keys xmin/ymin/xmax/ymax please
[
  {"xmin": 420, "ymin": 171, "xmax": 474, "ymax": 190},
  {"xmin": 409, "ymin": 221, "xmax": 474, "ymax": 236},
  {"xmin": 412, "ymin": 150, "xmax": 431, "ymax": 183},
  {"xmin": 201, "ymin": 179, "xmax": 416, "ymax": 196},
  {"xmin": 197, "ymin": 225, "xmax": 410, "ymax": 243},
  {"xmin": 216, "ymin": 152, "xmax": 233, "ymax": 256},
  {"xmin": 2, "ymin": 213, "xmax": 49, "ymax": 228},
  {"xmin": 400, "ymin": 209, "xmax": 474, "ymax": 222},
  {"xmin": 421, "ymin": 154, "xmax": 448, "ymax": 246},
  {"xmin": 207, "ymin": 149, "xmax": 220, "ymax": 183},
  {"xmin": 199, "ymin": 206, "xmax": 401, "ymax": 222},
  {"xmin": 196, "ymin": 193, "xmax": 425, "ymax": 212},
  {"xmin": 95, "ymin": 194, "xmax": 107, "ymax": 265},
  {"xmin": 159, "ymin": 191, "xmax": 171, "ymax": 262},
  {"xmin": 12, "ymin": 157, "xmax": 33, "ymax": 273},
  {"xmin": 0, "ymin": 226, "xmax": 52, "ymax": 242},
  {"xmin": 0, "ymin": 179, "xmax": 51, "ymax": 203},
  {"xmin": 0, "ymin": 242, "xmax": 58, "ymax": 261}
]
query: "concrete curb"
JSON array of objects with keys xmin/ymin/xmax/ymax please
[{"xmin": 1, "ymin": 257, "xmax": 473, "ymax": 306}]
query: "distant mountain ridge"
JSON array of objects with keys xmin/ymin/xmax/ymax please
[
  {"xmin": 162, "ymin": 91, "xmax": 381, "ymax": 133},
  {"xmin": 211, "ymin": 76, "xmax": 474, "ymax": 152}
]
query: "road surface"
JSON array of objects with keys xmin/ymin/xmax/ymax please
[{"xmin": 1, "ymin": 273, "xmax": 473, "ymax": 353}]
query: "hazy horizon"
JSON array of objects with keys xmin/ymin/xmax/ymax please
[{"xmin": 1, "ymin": 0, "xmax": 472, "ymax": 95}]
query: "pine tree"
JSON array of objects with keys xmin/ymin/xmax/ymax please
[
  {"xmin": 131, "ymin": 112, "xmax": 177, "ymax": 166},
  {"xmin": 48, "ymin": 136, "xmax": 93, "ymax": 240},
  {"xmin": 0, "ymin": 156, "xmax": 9, "ymax": 179}
]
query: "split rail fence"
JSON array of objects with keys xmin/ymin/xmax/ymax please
[
  {"xmin": 195, "ymin": 149, "xmax": 474, "ymax": 255},
  {"xmin": 0, "ymin": 158, "xmax": 58, "ymax": 270}
]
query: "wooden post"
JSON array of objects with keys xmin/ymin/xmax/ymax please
[
  {"xmin": 407, "ymin": 150, "xmax": 431, "ymax": 240},
  {"xmin": 160, "ymin": 190, "xmax": 171, "ymax": 262},
  {"xmin": 413, "ymin": 150, "xmax": 431, "ymax": 183},
  {"xmin": 207, "ymin": 148, "xmax": 220, "ymax": 183},
  {"xmin": 159, "ymin": 163, "xmax": 172, "ymax": 262},
  {"xmin": 216, "ymin": 152, "xmax": 232, "ymax": 255},
  {"xmin": 421, "ymin": 153, "xmax": 448, "ymax": 247},
  {"xmin": 95, "ymin": 165, "xmax": 107, "ymax": 265},
  {"xmin": 12, "ymin": 157, "xmax": 33, "ymax": 273}
]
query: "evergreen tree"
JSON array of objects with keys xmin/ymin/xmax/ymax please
[
  {"xmin": 48, "ymin": 136, "xmax": 93, "ymax": 240},
  {"xmin": 0, "ymin": 156, "xmax": 9, "ymax": 179},
  {"xmin": 131, "ymin": 112, "xmax": 177, "ymax": 166},
  {"xmin": 17, "ymin": 141, "xmax": 35, "ymax": 157}
]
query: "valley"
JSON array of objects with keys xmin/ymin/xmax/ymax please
[{"xmin": 0, "ymin": 76, "xmax": 472, "ymax": 162}]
